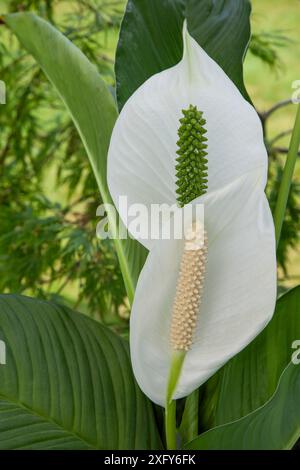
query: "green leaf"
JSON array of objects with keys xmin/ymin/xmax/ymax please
[
  {"xmin": 0, "ymin": 295, "xmax": 162, "ymax": 450},
  {"xmin": 5, "ymin": 12, "xmax": 148, "ymax": 303},
  {"xmin": 179, "ymin": 389, "xmax": 199, "ymax": 444},
  {"xmin": 185, "ymin": 362, "xmax": 300, "ymax": 450},
  {"xmin": 116, "ymin": 0, "xmax": 251, "ymax": 110},
  {"xmin": 201, "ymin": 286, "xmax": 300, "ymax": 429}
]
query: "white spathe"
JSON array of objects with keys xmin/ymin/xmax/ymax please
[
  {"xmin": 130, "ymin": 174, "xmax": 276, "ymax": 406},
  {"xmin": 108, "ymin": 23, "xmax": 268, "ymax": 249},
  {"xmin": 107, "ymin": 23, "xmax": 277, "ymax": 406}
]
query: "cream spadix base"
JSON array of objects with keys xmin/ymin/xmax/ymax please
[
  {"xmin": 166, "ymin": 222, "xmax": 208, "ymax": 450},
  {"xmin": 171, "ymin": 223, "xmax": 208, "ymax": 352}
]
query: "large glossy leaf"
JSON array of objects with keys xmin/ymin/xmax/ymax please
[
  {"xmin": 116, "ymin": 0, "xmax": 251, "ymax": 110},
  {"xmin": 201, "ymin": 286, "xmax": 300, "ymax": 429},
  {"xmin": 0, "ymin": 295, "xmax": 162, "ymax": 449},
  {"xmin": 5, "ymin": 12, "xmax": 148, "ymax": 303},
  {"xmin": 185, "ymin": 362, "xmax": 300, "ymax": 450}
]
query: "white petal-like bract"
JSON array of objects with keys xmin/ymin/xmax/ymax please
[
  {"xmin": 108, "ymin": 25, "xmax": 268, "ymax": 248},
  {"xmin": 130, "ymin": 174, "xmax": 276, "ymax": 406},
  {"xmin": 108, "ymin": 24, "xmax": 277, "ymax": 405}
]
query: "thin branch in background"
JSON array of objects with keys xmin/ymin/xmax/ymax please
[
  {"xmin": 269, "ymin": 129, "xmax": 293, "ymax": 146},
  {"xmin": 272, "ymin": 147, "xmax": 300, "ymax": 157},
  {"xmin": 258, "ymin": 99, "xmax": 294, "ymax": 139},
  {"xmin": 261, "ymin": 99, "xmax": 293, "ymax": 120}
]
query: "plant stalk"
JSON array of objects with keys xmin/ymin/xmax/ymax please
[
  {"xmin": 165, "ymin": 350, "xmax": 186, "ymax": 450},
  {"xmin": 274, "ymin": 104, "xmax": 300, "ymax": 247}
]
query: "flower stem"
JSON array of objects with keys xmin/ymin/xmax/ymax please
[
  {"xmin": 165, "ymin": 350, "xmax": 186, "ymax": 450},
  {"xmin": 274, "ymin": 104, "xmax": 300, "ymax": 247}
]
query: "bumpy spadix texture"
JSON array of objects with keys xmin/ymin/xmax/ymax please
[
  {"xmin": 170, "ymin": 223, "xmax": 208, "ymax": 351},
  {"xmin": 107, "ymin": 24, "xmax": 277, "ymax": 406},
  {"xmin": 176, "ymin": 106, "xmax": 208, "ymax": 207}
]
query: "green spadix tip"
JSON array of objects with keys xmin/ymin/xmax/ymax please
[{"xmin": 175, "ymin": 105, "xmax": 208, "ymax": 207}]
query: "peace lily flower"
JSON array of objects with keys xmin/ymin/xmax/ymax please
[{"xmin": 107, "ymin": 24, "xmax": 277, "ymax": 407}]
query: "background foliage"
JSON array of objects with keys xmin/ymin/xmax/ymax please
[
  {"xmin": 0, "ymin": 0, "xmax": 300, "ymax": 326},
  {"xmin": 0, "ymin": 0, "xmax": 129, "ymax": 331}
]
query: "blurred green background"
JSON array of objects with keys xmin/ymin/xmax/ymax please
[
  {"xmin": 246, "ymin": 0, "xmax": 300, "ymax": 285},
  {"xmin": 0, "ymin": 0, "xmax": 299, "ymax": 329}
]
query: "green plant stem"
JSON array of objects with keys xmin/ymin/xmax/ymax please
[
  {"xmin": 165, "ymin": 350, "xmax": 186, "ymax": 450},
  {"xmin": 165, "ymin": 400, "xmax": 177, "ymax": 450},
  {"xmin": 274, "ymin": 104, "xmax": 300, "ymax": 247}
]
